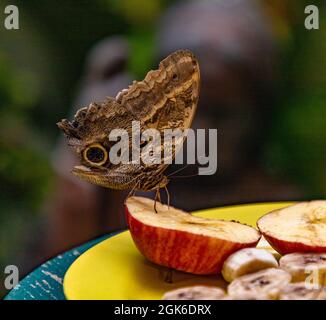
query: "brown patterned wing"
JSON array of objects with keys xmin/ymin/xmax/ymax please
[{"xmin": 115, "ymin": 50, "xmax": 200, "ymax": 163}]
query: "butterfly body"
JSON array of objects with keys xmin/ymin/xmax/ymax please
[{"xmin": 58, "ymin": 50, "xmax": 200, "ymax": 192}]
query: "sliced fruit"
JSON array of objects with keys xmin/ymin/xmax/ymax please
[
  {"xmin": 125, "ymin": 196, "xmax": 261, "ymax": 275},
  {"xmin": 162, "ymin": 286, "xmax": 226, "ymax": 300},
  {"xmin": 279, "ymin": 252, "xmax": 326, "ymax": 285},
  {"xmin": 227, "ymin": 268, "xmax": 291, "ymax": 300},
  {"xmin": 224, "ymin": 293, "xmax": 272, "ymax": 300},
  {"xmin": 257, "ymin": 201, "xmax": 326, "ymax": 255},
  {"xmin": 279, "ymin": 283, "xmax": 326, "ymax": 300},
  {"xmin": 221, "ymin": 248, "xmax": 278, "ymax": 282},
  {"xmin": 257, "ymin": 236, "xmax": 280, "ymax": 258}
]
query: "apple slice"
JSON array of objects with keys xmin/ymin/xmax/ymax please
[
  {"xmin": 125, "ymin": 196, "xmax": 261, "ymax": 275},
  {"xmin": 257, "ymin": 201, "xmax": 326, "ymax": 255}
]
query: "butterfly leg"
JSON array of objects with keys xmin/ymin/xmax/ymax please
[
  {"xmin": 164, "ymin": 186, "xmax": 170, "ymax": 209},
  {"xmin": 128, "ymin": 183, "xmax": 137, "ymax": 198},
  {"xmin": 164, "ymin": 268, "xmax": 174, "ymax": 284},
  {"xmin": 154, "ymin": 188, "xmax": 162, "ymax": 213}
]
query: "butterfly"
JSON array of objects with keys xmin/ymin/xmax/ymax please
[{"xmin": 57, "ymin": 50, "xmax": 200, "ymax": 197}]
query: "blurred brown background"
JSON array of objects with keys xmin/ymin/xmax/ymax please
[{"xmin": 0, "ymin": 0, "xmax": 325, "ymax": 296}]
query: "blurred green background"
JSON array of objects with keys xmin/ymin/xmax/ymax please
[{"xmin": 0, "ymin": 0, "xmax": 325, "ymax": 296}]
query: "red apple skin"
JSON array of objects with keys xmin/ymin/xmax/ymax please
[
  {"xmin": 126, "ymin": 207, "xmax": 260, "ymax": 275},
  {"xmin": 261, "ymin": 233, "xmax": 326, "ymax": 256}
]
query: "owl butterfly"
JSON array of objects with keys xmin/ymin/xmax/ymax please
[{"xmin": 57, "ymin": 50, "xmax": 200, "ymax": 199}]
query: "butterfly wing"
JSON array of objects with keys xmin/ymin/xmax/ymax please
[{"xmin": 116, "ymin": 50, "xmax": 200, "ymax": 164}]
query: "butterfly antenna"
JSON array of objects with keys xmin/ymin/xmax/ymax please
[
  {"xmin": 167, "ymin": 164, "xmax": 189, "ymax": 177},
  {"xmin": 169, "ymin": 173, "xmax": 199, "ymax": 179},
  {"xmin": 168, "ymin": 164, "xmax": 199, "ymax": 179}
]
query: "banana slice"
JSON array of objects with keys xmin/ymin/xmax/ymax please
[
  {"xmin": 224, "ymin": 293, "xmax": 272, "ymax": 300},
  {"xmin": 162, "ymin": 286, "xmax": 226, "ymax": 300},
  {"xmin": 280, "ymin": 253, "xmax": 326, "ymax": 286},
  {"xmin": 222, "ymin": 248, "xmax": 278, "ymax": 282},
  {"xmin": 279, "ymin": 283, "xmax": 326, "ymax": 300},
  {"xmin": 227, "ymin": 268, "xmax": 291, "ymax": 299}
]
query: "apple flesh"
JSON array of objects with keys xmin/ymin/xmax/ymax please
[
  {"xmin": 257, "ymin": 201, "xmax": 326, "ymax": 255},
  {"xmin": 125, "ymin": 196, "xmax": 261, "ymax": 275}
]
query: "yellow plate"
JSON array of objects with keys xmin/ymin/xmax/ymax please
[{"xmin": 63, "ymin": 202, "xmax": 293, "ymax": 300}]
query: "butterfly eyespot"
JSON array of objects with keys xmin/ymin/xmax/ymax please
[
  {"xmin": 83, "ymin": 143, "xmax": 108, "ymax": 166},
  {"xmin": 172, "ymin": 73, "xmax": 178, "ymax": 80}
]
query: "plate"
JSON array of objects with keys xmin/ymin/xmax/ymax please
[{"xmin": 63, "ymin": 202, "xmax": 293, "ymax": 300}]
